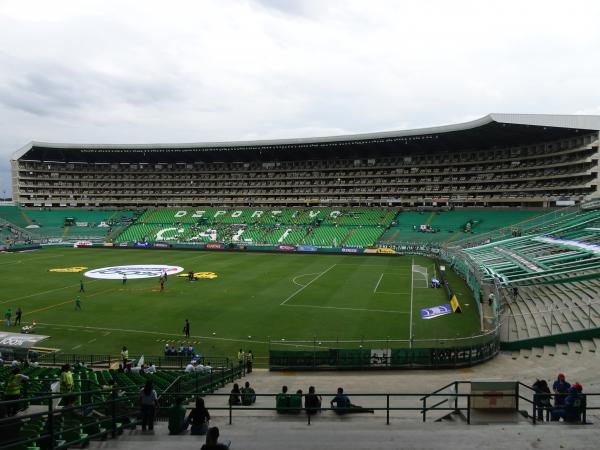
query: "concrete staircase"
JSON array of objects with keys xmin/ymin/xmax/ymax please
[{"xmin": 509, "ymin": 338, "xmax": 599, "ymax": 360}]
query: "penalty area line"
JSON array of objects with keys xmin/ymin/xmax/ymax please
[
  {"xmin": 292, "ymin": 272, "xmax": 321, "ymax": 287},
  {"xmin": 283, "ymin": 303, "xmax": 409, "ymax": 314},
  {"xmin": 373, "ymin": 273, "xmax": 384, "ymax": 293},
  {"xmin": 280, "ymin": 264, "xmax": 337, "ymax": 306}
]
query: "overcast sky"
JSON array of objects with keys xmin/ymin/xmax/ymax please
[{"xmin": 1, "ymin": 0, "xmax": 600, "ymax": 196}]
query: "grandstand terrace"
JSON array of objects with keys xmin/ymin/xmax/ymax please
[{"xmin": 10, "ymin": 114, "xmax": 600, "ymax": 208}]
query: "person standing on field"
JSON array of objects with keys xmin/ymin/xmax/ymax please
[
  {"xmin": 79, "ymin": 279, "xmax": 85, "ymax": 293},
  {"xmin": 75, "ymin": 296, "xmax": 81, "ymax": 310},
  {"xmin": 183, "ymin": 319, "xmax": 190, "ymax": 338},
  {"xmin": 122, "ymin": 274, "xmax": 127, "ymax": 285},
  {"xmin": 14, "ymin": 307, "xmax": 22, "ymax": 326}
]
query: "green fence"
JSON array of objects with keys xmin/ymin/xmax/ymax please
[{"xmin": 269, "ymin": 338, "xmax": 500, "ymax": 370}]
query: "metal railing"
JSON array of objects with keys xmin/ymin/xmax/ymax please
[
  {"xmin": 36, "ymin": 353, "xmax": 231, "ymax": 370},
  {"xmin": 2, "ymin": 382, "xmax": 596, "ymax": 450}
]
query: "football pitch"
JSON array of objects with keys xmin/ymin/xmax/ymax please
[{"xmin": 1, "ymin": 248, "xmax": 481, "ymax": 364}]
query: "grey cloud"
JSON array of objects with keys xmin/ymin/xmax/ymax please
[{"xmin": 0, "ymin": 59, "xmax": 187, "ymax": 118}]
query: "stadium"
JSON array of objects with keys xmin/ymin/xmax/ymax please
[{"xmin": 2, "ymin": 113, "xmax": 600, "ymax": 448}]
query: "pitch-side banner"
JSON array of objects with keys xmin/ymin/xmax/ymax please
[{"xmin": 420, "ymin": 304, "xmax": 452, "ymax": 320}]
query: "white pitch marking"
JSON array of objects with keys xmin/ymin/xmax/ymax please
[
  {"xmin": 87, "ymin": 338, "xmax": 96, "ymax": 344},
  {"xmin": 375, "ymin": 291, "xmax": 410, "ymax": 295},
  {"xmin": 72, "ymin": 344, "xmax": 82, "ymax": 350},
  {"xmin": 36, "ymin": 322, "xmax": 316, "ymax": 349},
  {"xmin": 0, "ymin": 280, "xmax": 100, "ymax": 304},
  {"xmin": 373, "ymin": 273, "xmax": 384, "ymax": 294},
  {"xmin": 280, "ymin": 264, "xmax": 337, "ymax": 306},
  {"xmin": 292, "ymin": 273, "xmax": 321, "ymax": 287},
  {"xmin": 284, "ymin": 303, "xmax": 409, "ymax": 314},
  {"xmin": 334, "ymin": 263, "xmax": 409, "ymax": 267},
  {"xmin": 410, "ymin": 257, "xmax": 414, "ymax": 349},
  {"xmin": 0, "ymin": 253, "xmax": 65, "ymax": 266}
]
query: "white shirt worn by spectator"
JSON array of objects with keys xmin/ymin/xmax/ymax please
[
  {"xmin": 185, "ymin": 363, "xmax": 195, "ymax": 373},
  {"xmin": 147, "ymin": 364, "xmax": 156, "ymax": 374}
]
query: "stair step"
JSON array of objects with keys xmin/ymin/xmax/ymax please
[
  {"xmin": 556, "ymin": 343, "xmax": 569, "ymax": 355},
  {"xmin": 580, "ymin": 339, "xmax": 596, "ymax": 353},
  {"xmin": 520, "ymin": 349, "xmax": 532, "ymax": 359},
  {"xmin": 531, "ymin": 347, "xmax": 544, "ymax": 358},
  {"xmin": 543, "ymin": 345, "xmax": 556, "ymax": 357},
  {"xmin": 568, "ymin": 341, "xmax": 583, "ymax": 354}
]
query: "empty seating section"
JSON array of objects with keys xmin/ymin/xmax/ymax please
[
  {"xmin": 380, "ymin": 210, "xmax": 544, "ymax": 243},
  {"xmin": 502, "ymin": 280, "xmax": 600, "ymax": 341},
  {"xmin": 465, "ymin": 208, "xmax": 600, "ymax": 284},
  {"xmin": 115, "ymin": 208, "xmax": 397, "ymax": 247},
  {"xmin": 13, "ymin": 132, "xmax": 599, "ymax": 208},
  {"xmin": 0, "ymin": 208, "xmax": 136, "ymax": 242}
]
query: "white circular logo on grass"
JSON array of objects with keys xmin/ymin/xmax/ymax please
[{"xmin": 84, "ymin": 265, "xmax": 184, "ymax": 280}]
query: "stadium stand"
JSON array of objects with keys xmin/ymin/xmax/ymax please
[
  {"xmin": 0, "ymin": 208, "xmax": 137, "ymax": 243},
  {"xmin": 0, "ymin": 362, "xmax": 243, "ymax": 449},
  {"xmin": 10, "ymin": 114, "xmax": 600, "ymax": 208},
  {"xmin": 112, "ymin": 208, "xmax": 396, "ymax": 247},
  {"xmin": 379, "ymin": 209, "xmax": 545, "ymax": 244}
]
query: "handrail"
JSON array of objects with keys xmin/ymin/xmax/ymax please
[{"xmin": 1, "ymin": 387, "xmax": 597, "ymax": 450}]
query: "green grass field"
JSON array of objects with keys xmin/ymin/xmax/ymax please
[{"xmin": 1, "ymin": 248, "xmax": 480, "ymax": 364}]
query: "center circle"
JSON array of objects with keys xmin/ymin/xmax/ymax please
[{"xmin": 84, "ymin": 264, "xmax": 184, "ymax": 280}]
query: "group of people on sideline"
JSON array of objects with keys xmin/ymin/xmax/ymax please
[{"xmin": 533, "ymin": 373, "xmax": 586, "ymax": 422}]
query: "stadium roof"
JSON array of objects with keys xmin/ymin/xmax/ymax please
[{"xmin": 12, "ymin": 113, "xmax": 600, "ymax": 162}]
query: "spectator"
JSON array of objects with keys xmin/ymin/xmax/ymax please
[
  {"xmin": 59, "ymin": 364, "xmax": 74, "ymax": 406},
  {"xmin": 185, "ymin": 361, "xmax": 196, "ymax": 373},
  {"xmin": 168, "ymin": 397, "xmax": 188, "ymax": 435},
  {"xmin": 552, "ymin": 373, "xmax": 571, "ymax": 407},
  {"xmin": 237, "ymin": 349, "xmax": 244, "ymax": 367},
  {"xmin": 120, "ymin": 346, "xmax": 129, "ymax": 367},
  {"xmin": 187, "ymin": 397, "xmax": 210, "ymax": 436},
  {"xmin": 229, "ymin": 383, "xmax": 241, "ymax": 406},
  {"xmin": 276, "ymin": 385, "xmax": 290, "ymax": 412},
  {"xmin": 305, "ymin": 386, "xmax": 322, "ymax": 415},
  {"xmin": 146, "ymin": 362, "xmax": 157, "ymax": 374},
  {"xmin": 551, "ymin": 383, "xmax": 584, "ymax": 422},
  {"xmin": 140, "ymin": 380, "xmax": 158, "ymax": 431},
  {"xmin": 246, "ymin": 350, "xmax": 253, "ymax": 373},
  {"xmin": 532, "ymin": 379, "xmax": 551, "ymax": 421},
  {"xmin": 330, "ymin": 387, "xmax": 374, "ymax": 414},
  {"xmin": 241, "ymin": 381, "xmax": 256, "ymax": 406},
  {"xmin": 201, "ymin": 426, "xmax": 231, "ymax": 450},
  {"xmin": 164, "ymin": 344, "xmax": 170, "ymax": 357},
  {"xmin": 3, "ymin": 367, "xmax": 29, "ymax": 416}
]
